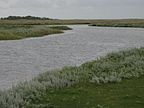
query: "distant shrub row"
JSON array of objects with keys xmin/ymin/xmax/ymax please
[{"xmin": 0, "ymin": 16, "xmax": 52, "ymax": 20}]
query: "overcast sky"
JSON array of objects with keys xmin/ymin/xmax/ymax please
[{"xmin": 0, "ymin": 0, "xmax": 144, "ymax": 19}]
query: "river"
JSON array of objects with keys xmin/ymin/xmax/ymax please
[{"xmin": 0, "ymin": 25, "xmax": 144, "ymax": 89}]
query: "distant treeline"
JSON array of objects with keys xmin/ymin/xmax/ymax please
[{"xmin": 0, "ymin": 16, "xmax": 52, "ymax": 20}]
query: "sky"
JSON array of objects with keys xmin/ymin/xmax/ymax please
[{"xmin": 0, "ymin": 0, "xmax": 144, "ymax": 19}]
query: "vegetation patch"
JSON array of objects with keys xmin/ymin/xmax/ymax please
[
  {"xmin": 0, "ymin": 19, "xmax": 144, "ymax": 27},
  {"xmin": 0, "ymin": 25, "xmax": 72, "ymax": 40},
  {"xmin": 0, "ymin": 47, "xmax": 144, "ymax": 108},
  {"xmin": 34, "ymin": 77, "xmax": 144, "ymax": 108},
  {"xmin": 49, "ymin": 26, "xmax": 72, "ymax": 30},
  {"xmin": 89, "ymin": 19, "xmax": 144, "ymax": 28}
]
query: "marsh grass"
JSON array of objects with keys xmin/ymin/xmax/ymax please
[
  {"xmin": 89, "ymin": 19, "xmax": 144, "ymax": 28},
  {"xmin": 49, "ymin": 26, "xmax": 72, "ymax": 30},
  {"xmin": 0, "ymin": 19, "xmax": 144, "ymax": 27},
  {"xmin": 0, "ymin": 25, "xmax": 71, "ymax": 40},
  {"xmin": 0, "ymin": 48, "xmax": 144, "ymax": 108},
  {"xmin": 0, "ymin": 19, "xmax": 144, "ymax": 40}
]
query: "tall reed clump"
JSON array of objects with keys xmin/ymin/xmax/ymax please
[
  {"xmin": 0, "ymin": 47, "xmax": 144, "ymax": 108},
  {"xmin": 0, "ymin": 31, "xmax": 23, "ymax": 40}
]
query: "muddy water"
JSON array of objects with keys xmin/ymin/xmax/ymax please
[{"xmin": 0, "ymin": 25, "xmax": 144, "ymax": 89}]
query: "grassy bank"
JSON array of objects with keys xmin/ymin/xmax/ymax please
[
  {"xmin": 0, "ymin": 19, "xmax": 94, "ymax": 25},
  {"xmin": 0, "ymin": 25, "xmax": 72, "ymax": 40},
  {"xmin": 0, "ymin": 47, "xmax": 144, "ymax": 108},
  {"xmin": 89, "ymin": 19, "xmax": 144, "ymax": 28},
  {"xmin": 0, "ymin": 19, "xmax": 144, "ymax": 27}
]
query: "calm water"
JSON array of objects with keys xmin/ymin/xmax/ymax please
[{"xmin": 0, "ymin": 25, "xmax": 144, "ymax": 89}]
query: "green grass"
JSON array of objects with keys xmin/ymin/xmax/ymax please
[
  {"xmin": 0, "ymin": 48, "xmax": 144, "ymax": 108},
  {"xmin": 0, "ymin": 25, "xmax": 72, "ymax": 40},
  {"xmin": 34, "ymin": 77, "xmax": 144, "ymax": 108}
]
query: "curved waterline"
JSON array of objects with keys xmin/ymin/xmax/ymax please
[{"xmin": 0, "ymin": 25, "xmax": 144, "ymax": 89}]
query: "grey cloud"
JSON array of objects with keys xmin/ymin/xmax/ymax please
[
  {"xmin": 0, "ymin": 0, "xmax": 18, "ymax": 8},
  {"xmin": 0, "ymin": 0, "xmax": 144, "ymax": 19},
  {"xmin": 10, "ymin": 0, "xmax": 74, "ymax": 8},
  {"xmin": 2, "ymin": 0, "xmax": 144, "ymax": 8},
  {"xmin": 72, "ymin": 0, "xmax": 144, "ymax": 7}
]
